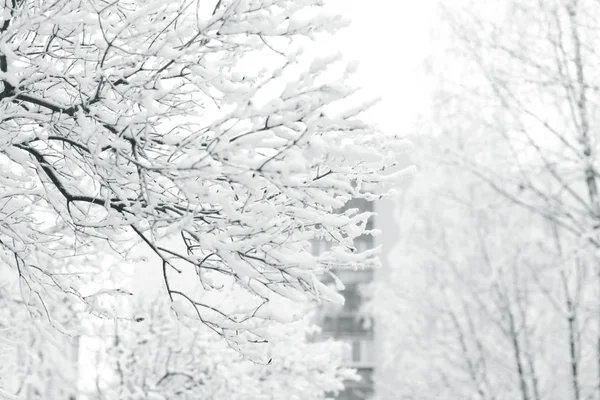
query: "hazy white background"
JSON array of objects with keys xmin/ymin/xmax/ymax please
[{"xmin": 331, "ymin": 0, "xmax": 436, "ymax": 134}]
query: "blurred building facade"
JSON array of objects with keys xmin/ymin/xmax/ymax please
[{"xmin": 314, "ymin": 197, "xmax": 398, "ymax": 400}]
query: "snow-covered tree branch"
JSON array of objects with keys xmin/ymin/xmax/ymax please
[{"xmin": 0, "ymin": 0, "xmax": 413, "ymax": 351}]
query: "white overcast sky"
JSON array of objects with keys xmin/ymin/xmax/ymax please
[{"xmin": 329, "ymin": 0, "xmax": 437, "ymax": 135}]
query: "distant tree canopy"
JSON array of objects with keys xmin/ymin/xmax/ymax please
[
  {"xmin": 101, "ymin": 298, "xmax": 356, "ymax": 400},
  {"xmin": 374, "ymin": 0, "xmax": 600, "ymax": 399}
]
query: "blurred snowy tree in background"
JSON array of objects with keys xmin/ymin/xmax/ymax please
[
  {"xmin": 95, "ymin": 298, "xmax": 356, "ymax": 400},
  {"xmin": 374, "ymin": 0, "xmax": 600, "ymax": 399}
]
